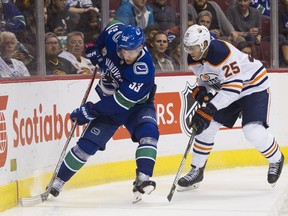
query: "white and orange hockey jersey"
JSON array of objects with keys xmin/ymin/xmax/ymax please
[
  {"xmin": 187, "ymin": 39, "xmax": 269, "ymax": 110},
  {"xmin": 59, "ymin": 50, "xmax": 95, "ymax": 74}
]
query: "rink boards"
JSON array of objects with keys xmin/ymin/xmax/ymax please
[{"xmin": 0, "ymin": 73, "xmax": 287, "ymax": 211}]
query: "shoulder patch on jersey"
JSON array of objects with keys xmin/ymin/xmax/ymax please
[
  {"xmin": 112, "ymin": 31, "xmax": 122, "ymax": 43},
  {"xmin": 205, "ymin": 40, "xmax": 231, "ymax": 66},
  {"xmin": 133, "ymin": 62, "xmax": 148, "ymax": 75}
]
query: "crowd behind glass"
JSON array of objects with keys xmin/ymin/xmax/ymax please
[{"xmin": 0, "ymin": 0, "xmax": 286, "ymax": 78}]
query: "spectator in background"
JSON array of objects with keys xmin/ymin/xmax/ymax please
[
  {"xmin": 188, "ymin": 14, "xmax": 194, "ymax": 27},
  {"xmin": 150, "ymin": 31, "xmax": 175, "ymax": 72},
  {"xmin": 45, "ymin": 0, "xmax": 50, "ymax": 7},
  {"xmin": 250, "ymin": 0, "xmax": 270, "ymax": 17},
  {"xmin": 188, "ymin": 0, "xmax": 240, "ymax": 42},
  {"xmin": 236, "ymin": 40, "xmax": 259, "ymax": 59},
  {"xmin": 66, "ymin": 0, "xmax": 99, "ymax": 31},
  {"xmin": 150, "ymin": 0, "xmax": 179, "ymax": 36},
  {"xmin": 68, "ymin": 0, "xmax": 99, "ymax": 14},
  {"xmin": 46, "ymin": 0, "xmax": 74, "ymax": 36},
  {"xmin": 144, "ymin": 24, "xmax": 160, "ymax": 53},
  {"xmin": 0, "ymin": 31, "xmax": 30, "ymax": 77},
  {"xmin": 67, "ymin": 0, "xmax": 92, "ymax": 7},
  {"xmin": 115, "ymin": 0, "xmax": 154, "ymax": 30},
  {"xmin": 0, "ymin": 0, "xmax": 26, "ymax": 34},
  {"xmin": 279, "ymin": 0, "xmax": 288, "ymax": 39},
  {"xmin": 226, "ymin": 0, "xmax": 262, "ymax": 45},
  {"xmin": 16, "ymin": 4, "xmax": 48, "ymax": 65},
  {"xmin": 169, "ymin": 37, "xmax": 181, "ymax": 70},
  {"xmin": 196, "ymin": 10, "xmax": 218, "ymax": 39},
  {"xmin": 279, "ymin": 0, "xmax": 288, "ymax": 66},
  {"xmin": 28, "ymin": 32, "xmax": 77, "ymax": 75},
  {"xmin": 280, "ymin": 40, "xmax": 288, "ymax": 66},
  {"xmin": 59, "ymin": 31, "xmax": 94, "ymax": 74},
  {"xmin": 75, "ymin": 9, "xmax": 100, "ymax": 44}
]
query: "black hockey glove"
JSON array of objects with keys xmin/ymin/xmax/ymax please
[
  {"xmin": 190, "ymin": 103, "xmax": 217, "ymax": 135},
  {"xmin": 192, "ymin": 86, "xmax": 213, "ymax": 105},
  {"xmin": 70, "ymin": 102, "xmax": 98, "ymax": 125},
  {"xmin": 85, "ymin": 42, "xmax": 105, "ymax": 67}
]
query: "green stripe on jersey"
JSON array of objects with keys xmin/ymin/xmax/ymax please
[
  {"xmin": 107, "ymin": 19, "xmax": 124, "ymax": 27},
  {"xmin": 114, "ymin": 91, "xmax": 149, "ymax": 110},
  {"xmin": 136, "ymin": 146, "xmax": 157, "ymax": 161},
  {"xmin": 64, "ymin": 150, "xmax": 85, "ymax": 172}
]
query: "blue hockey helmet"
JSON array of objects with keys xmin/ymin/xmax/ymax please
[{"xmin": 117, "ymin": 25, "xmax": 144, "ymax": 50}]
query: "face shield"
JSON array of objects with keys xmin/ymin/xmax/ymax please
[
  {"xmin": 184, "ymin": 44, "xmax": 201, "ymax": 55},
  {"xmin": 184, "ymin": 44, "xmax": 206, "ymax": 61}
]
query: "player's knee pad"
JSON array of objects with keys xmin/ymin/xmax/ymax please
[
  {"xmin": 196, "ymin": 120, "xmax": 221, "ymax": 143},
  {"xmin": 242, "ymin": 122, "xmax": 273, "ymax": 149},
  {"xmin": 134, "ymin": 122, "xmax": 159, "ymax": 142},
  {"xmin": 77, "ymin": 137, "xmax": 101, "ymax": 156},
  {"xmin": 72, "ymin": 144, "xmax": 92, "ymax": 161}
]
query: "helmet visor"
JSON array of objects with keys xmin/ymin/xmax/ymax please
[{"xmin": 184, "ymin": 44, "xmax": 201, "ymax": 54}]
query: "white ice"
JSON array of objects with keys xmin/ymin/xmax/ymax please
[{"xmin": 1, "ymin": 166, "xmax": 288, "ymax": 216}]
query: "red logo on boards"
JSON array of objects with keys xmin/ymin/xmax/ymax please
[{"xmin": 0, "ymin": 96, "xmax": 8, "ymax": 168}]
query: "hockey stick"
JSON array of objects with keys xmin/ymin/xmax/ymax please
[
  {"xmin": 167, "ymin": 129, "xmax": 196, "ymax": 202},
  {"xmin": 19, "ymin": 67, "xmax": 98, "ymax": 207}
]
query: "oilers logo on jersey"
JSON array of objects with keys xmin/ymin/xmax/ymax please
[{"xmin": 200, "ymin": 73, "xmax": 221, "ymax": 91}]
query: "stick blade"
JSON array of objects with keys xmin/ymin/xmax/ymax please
[
  {"xmin": 19, "ymin": 191, "xmax": 49, "ymax": 207},
  {"xmin": 167, "ymin": 184, "xmax": 176, "ymax": 202}
]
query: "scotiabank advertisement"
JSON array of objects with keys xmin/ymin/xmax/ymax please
[{"xmin": 0, "ymin": 74, "xmax": 287, "ymax": 186}]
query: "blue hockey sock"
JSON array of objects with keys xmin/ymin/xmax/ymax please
[
  {"xmin": 136, "ymin": 137, "xmax": 157, "ymax": 177},
  {"xmin": 57, "ymin": 146, "xmax": 88, "ymax": 182}
]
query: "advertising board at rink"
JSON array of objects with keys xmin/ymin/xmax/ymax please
[{"xmin": 11, "ymin": 92, "xmax": 183, "ymax": 148}]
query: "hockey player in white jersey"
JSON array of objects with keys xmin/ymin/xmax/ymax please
[{"xmin": 178, "ymin": 24, "xmax": 285, "ymax": 190}]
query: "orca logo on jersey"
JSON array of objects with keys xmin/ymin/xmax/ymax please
[
  {"xmin": 180, "ymin": 82, "xmax": 201, "ymax": 136},
  {"xmin": 200, "ymin": 73, "xmax": 221, "ymax": 90},
  {"xmin": 91, "ymin": 127, "xmax": 100, "ymax": 136},
  {"xmin": 0, "ymin": 96, "xmax": 8, "ymax": 168},
  {"xmin": 134, "ymin": 63, "xmax": 148, "ymax": 75}
]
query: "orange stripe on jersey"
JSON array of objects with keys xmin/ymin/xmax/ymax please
[
  {"xmin": 250, "ymin": 70, "xmax": 267, "ymax": 84},
  {"xmin": 221, "ymin": 83, "xmax": 243, "ymax": 90},
  {"xmin": 244, "ymin": 70, "xmax": 267, "ymax": 85},
  {"xmin": 194, "ymin": 143, "xmax": 213, "ymax": 151}
]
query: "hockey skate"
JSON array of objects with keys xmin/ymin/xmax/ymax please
[
  {"xmin": 132, "ymin": 172, "xmax": 156, "ymax": 203},
  {"xmin": 177, "ymin": 165, "xmax": 204, "ymax": 191},
  {"xmin": 49, "ymin": 177, "xmax": 65, "ymax": 197},
  {"xmin": 268, "ymin": 153, "xmax": 285, "ymax": 187}
]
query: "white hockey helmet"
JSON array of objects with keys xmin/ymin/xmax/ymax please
[{"xmin": 183, "ymin": 24, "xmax": 211, "ymax": 55}]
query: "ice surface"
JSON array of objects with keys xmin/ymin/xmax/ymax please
[{"xmin": 1, "ymin": 166, "xmax": 288, "ymax": 216}]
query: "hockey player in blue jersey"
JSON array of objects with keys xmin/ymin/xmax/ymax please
[
  {"xmin": 178, "ymin": 24, "xmax": 284, "ymax": 190},
  {"xmin": 50, "ymin": 20, "xmax": 159, "ymax": 202}
]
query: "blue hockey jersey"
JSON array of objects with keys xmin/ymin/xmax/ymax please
[{"xmin": 92, "ymin": 21, "xmax": 156, "ymax": 115}]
